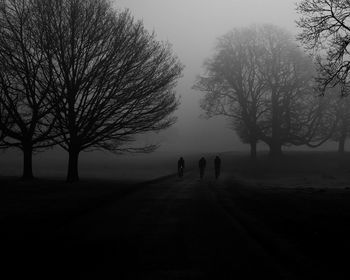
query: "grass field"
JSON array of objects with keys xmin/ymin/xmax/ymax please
[
  {"xmin": 224, "ymin": 151, "xmax": 350, "ymax": 188},
  {"xmin": 1, "ymin": 151, "xmax": 350, "ymax": 278},
  {"xmin": 0, "ymin": 149, "xmax": 218, "ymax": 181}
]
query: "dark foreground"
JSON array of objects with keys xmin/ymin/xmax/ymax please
[{"xmin": 1, "ymin": 169, "xmax": 350, "ymax": 279}]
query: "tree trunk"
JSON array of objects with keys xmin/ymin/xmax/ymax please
[
  {"xmin": 270, "ymin": 88, "xmax": 282, "ymax": 159},
  {"xmin": 67, "ymin": 149, "xmax": 80, "ymax": 183},
  {"xmin": 22, "ymin": 144, "xmax": 34, "ymax": 180},
  {"xmin": 338, "ymin": 137, "xmax": 346, "ymax": 154},
  {"xmin": 269, "ymin": 143, "xmax": 282, "ymax": 158},
  {"xmin": 250, "ymin": 142, "xmax": 257, "ymax": 159}
]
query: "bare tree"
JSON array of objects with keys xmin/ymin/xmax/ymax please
[
  {"xmin": 256, "ymin": 26, "xmax": 328, "ymax": 157},
  {"xmin": 297, "ymin": 0, "xmax": 350, "ymax": 92},
  {"xmin": 194, "ymin": 27, "xmax": 265, "ymax": 158},
  {"xmin": 195, "ymin": 25, "xmax": 332, "ymax": 158},
  {"xmin": 332, "ymin": 97, "xmax": 350, "ymax": 154},
  {"xmin": 320, "ymin": 86, "xmax": 350, "ymax": 154},
  {"xmin": 0, "ymin": 0, "xmax": 56, "ymax": 179},
  {"xmin": 0, "ymin": 99, "xmax": 11, "ymax": 142},
  {"xmin": 33, "ymin": 0, "xmax": 183, "ymax": 182}
]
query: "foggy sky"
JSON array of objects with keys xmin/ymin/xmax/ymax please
[{"xmin": 117, "ymin": 0, "xmax": 299, "ymax": 154}]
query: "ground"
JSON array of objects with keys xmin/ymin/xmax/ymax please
[{"xmin": 1, "ymin": 152, "xmax": 350, "ymax": 279}]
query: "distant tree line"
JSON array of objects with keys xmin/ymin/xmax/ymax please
[
  {"xmin": 0, "ymin": 0, "xmax": 183, "ymax": 181},
  {"xmin": 195, "ymin": 22, "xmax": 350, "ymax": 158}
]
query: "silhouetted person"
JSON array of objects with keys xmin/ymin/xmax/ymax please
[
  {"xmin": 199, "ymin": 157, "xmax": 206, "ymax": 179},
  {"xmin": 214, "ymin": 156, "xmax": 221, "ymax": 179},
  {"xmin": 178, "ymin": 157, "xmax": 185, "ymax": 177}
]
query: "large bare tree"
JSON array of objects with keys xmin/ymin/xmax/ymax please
[
  {"xmin": 256, "ymin": 26, "xmax": 327, "ymax": 157},
  {"xmin": 0, "ymin": 0, "xmax": 56, "ymax": 179},
  {"xmin": 332, "ymin": 96, "xmax": 350, "ymax": 154},
  {"xmin": 297, "ymin": 0, "xmax": 350, "ymax": 92},
  {"xmin": 194, "ymin": 27, "xmax": 265, "ymax": 158},
  {"xmin": 195, "ymin": 25, "xmax": 331, "ymax": 158},
  {"xmin": 33, "ymin": 0, "xmax": 183, "ymax": 182},
  {"xmin": 320, "ymin": 85, "xmax": 350, "ymax": 154}
]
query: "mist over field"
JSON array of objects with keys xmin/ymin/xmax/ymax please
[
  {"xmin": 3, "ymin": 1, "xmax": 350, "ymax": 279},
  {"xmin": 1, "ymin": 0, "xmax": 342, "ymax": 180},
  {"xmin": 117, "ymin": 0, "xmax": 298, "ymax": 154}
]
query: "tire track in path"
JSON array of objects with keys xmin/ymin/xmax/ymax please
[{"xmin": 55, "ymin": 172, "xmax": 294, "ymax": 279}]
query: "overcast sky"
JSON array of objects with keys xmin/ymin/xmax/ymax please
[{"xmin": 117, "ymin": 0, "xmax": 300, "ymax": 154}]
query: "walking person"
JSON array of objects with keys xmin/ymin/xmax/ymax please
[
  {"xmin": 214, "ymin": 156, "xmax": 221, "ymax": 179},
  {"xmin": 199, "ymin": 157, "xmax": 206, "ymax": 179},
  {"xmin": 177, "ymin": 157, "xmax": 185, "ymax": 178}
]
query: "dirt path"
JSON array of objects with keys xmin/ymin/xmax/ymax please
[
  {"xmin": 4, "ymin": 171, "xmax": 342, "ymax": 279},
  {"xmin": 38, "ymin": 172, "xmax": 297, "ymax": 279}
]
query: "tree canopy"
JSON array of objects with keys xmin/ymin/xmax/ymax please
[
  {"xmin": 34, "ymin": 0, "xmax": 183, "ymax": 181},
  {"xmin": 297, "ymin": 0, "xmax": 350, "ymax": 92},
  {"xmin": 0, "ymin": 0, "xmax": 57, "ymax": 179},
  {"xmin": 195, "ymin": 25, "xmax": 330, "ymax": 158},
  {"xmin": 0, "ymin": 0, "xmax": 183, "ymax": 182}
]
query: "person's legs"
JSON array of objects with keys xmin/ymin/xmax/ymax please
[{"xmin": 215, "ymin": 167, "xmax": 220, "ymax": 179}]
